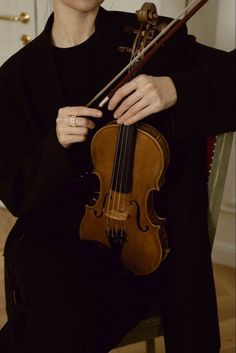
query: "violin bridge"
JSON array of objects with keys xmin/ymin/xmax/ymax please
[{"xmin": 104, "ymin": 209, "xmax": 129, "ymax": 221}]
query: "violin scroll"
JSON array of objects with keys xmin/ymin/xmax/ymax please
[
  {"xmin": 118, "ymin": 2, "xmax": 168, "ymax": 59},
  {"xmin": 136, "ymin": 2, "xmax": 158, "ymax": 23}
]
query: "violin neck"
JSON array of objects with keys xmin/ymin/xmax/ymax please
[{"xmin": 111, "ymin": 124, "xmax": 137, "ymax": 194}]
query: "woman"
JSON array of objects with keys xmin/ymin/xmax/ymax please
[{"xmin": 0, "ymin": 1, "xmax": 235, "ymax": 352}]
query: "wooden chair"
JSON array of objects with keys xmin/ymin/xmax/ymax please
[{"xmin": 116, "ymin": 132, "xmax": 235, "ymax": 353}]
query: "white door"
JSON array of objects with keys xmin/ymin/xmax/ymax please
[
  {"xmin": 0, "ymin": 0, "xmax": 36, "ymax": 66},
  {"xmin": 35, "ymin": 0, "xmax": 53, "ymax": 34}
]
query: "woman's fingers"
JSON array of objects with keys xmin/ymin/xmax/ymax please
[
  {"xmin": 56, "ymin": 106, "xmax": 103, "ymax": 148},
  {"xmin": 108, "ymin": 75, "xmax": 177, "ymax": 125},
  {"xmin": 58, "ymin": 106, "xmax": 103, "ymax": 119}
]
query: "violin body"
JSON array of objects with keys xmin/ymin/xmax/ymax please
[{"xmin": 80, "ymin": 122, "xmax": 170, "ymax": 275}]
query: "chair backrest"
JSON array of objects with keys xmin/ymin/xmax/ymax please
[
  {"xmin": 117, "ymin": 131, "xmax": 235, "ymax": 353},
  {"xmin": 208, "ymin": 132, "xmax": 235, "ymax": 247}
]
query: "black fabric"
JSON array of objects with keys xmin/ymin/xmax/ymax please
[
  {"xmin": 52, "ymin": 31, "xmax": 99, "ymax": 106},
  {"xmin": 171, "ymin": 48, "xmax": 236, "ymax": 138},
  {"xmin": 3, "ymin": 220, "xmax": 163, "ymax": 353},
  {"xmin": 0, "ymin": 6, "xmax": 235, "ymax": 353}
]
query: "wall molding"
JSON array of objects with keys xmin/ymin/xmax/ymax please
[
  {"xmin": 212, "ymin": 241, "xmax": 235, "ymax": 268},
  {"xmin": 221, "ymin": 199, "xmax": 236, "ymax": 215}
]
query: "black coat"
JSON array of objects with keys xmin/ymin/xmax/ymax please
[{"xmin": 0, "ymin": 7, "xmax": 235, "ymax": 353}]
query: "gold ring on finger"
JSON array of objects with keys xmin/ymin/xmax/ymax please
[
  {"xmin": 69, "ymin": 115, "xmax": 76, "ymax": 127},
  {"xmin": 75, "ymin": 117, "xmax": 81, "ymax": 127}
]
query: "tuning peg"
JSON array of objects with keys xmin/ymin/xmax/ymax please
[
  {"xmin": 118, "ymin": 46, "xmax": 133, "ymax": 54},
  {"xmin": 157, "ymin": 23, "xmax": 168, "ymax": 33},
  {"xmin": 124, "ymin": 26, "xmax": 138, "ymax": 35}
]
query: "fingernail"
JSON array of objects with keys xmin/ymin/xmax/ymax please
[{"xmin": 97, "ymin": 111, "xmax": 102, "ymax": 117}]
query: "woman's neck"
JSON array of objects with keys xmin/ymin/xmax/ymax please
[{"xmin": 51, "ymin": 2, "xmax": 99, "ymax": 48}]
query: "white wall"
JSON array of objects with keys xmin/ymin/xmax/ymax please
[
  {"xmin": 212, "ymin": 136, "xmax": 235, "ymax": 267},
  {"xmin": 103, "ymin": 0, "xmax": 235, "ymax": 50},
  {"xmin": 35, "ymin": 0, "xmax": 53, "ymax": 34},
  {"xmin": 103, "ymin": 0, "xmax": 185, "ymax": 16},
  {"xmin": 187, "ymin": 0, "xmax": 235, "ymax": 50}
]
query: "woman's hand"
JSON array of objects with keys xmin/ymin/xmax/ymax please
[
  {"xmin": 108, "ymin": 75, "xmax": 177, "ymax": 125},
  {"xmin": 56, "ymin": 106, "xmax": 102, "ymax": 148}
]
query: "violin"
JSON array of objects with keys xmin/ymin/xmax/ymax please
[
  {"xmin": 80, "ymin": 2, "xmax": 169, "ymax": 276},
  {"xmin": 80, "ymin": 0, "xmax": 209, "ymax": 275}
]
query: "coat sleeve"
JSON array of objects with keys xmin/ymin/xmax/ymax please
[
  {"xmin": 169, "ymin": 49, "xmax": 236, "ymax": 139},
  {"xmin": 145, "ymin": 19, "xmax": 235, "ymax": 139},
  {"xmin": 0, "ymin": 65, "xmax": 91, "ymax": 217}
]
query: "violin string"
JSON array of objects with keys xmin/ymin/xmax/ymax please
[
  {"xmin": 107, "ymin": 7, "xmax": 156, "ymax": 240},
  {"xmin": 113, "ymin": 30, "xmax": 140, "ymax": 225},
  {"xmin": 116, "ymin": 124, "xmax": 130, "ymax": 239},
  {"xmin": 113, "ymin": 20, "xmax": 149, "ymax": 233},
  {"xmin": 109, "ymin": 17, "xmax": 157, "ymax": 236},
  {"xmin": 106, "ymin": 127, "xmax": 119, "ymax": 235},
  {"xmin": 114, "ymin": 35, "xmax": 141, "ymax": 231},
  {"xmin": 113, "ymin": 124, "xmax": 127, "ymax": 218},
  {"xmin": 118, "ymin": 21, "xmax": 149, "ymax": 221},
  {"xmin": 104, "ymin": 0, "xmax": 201, "ymax": 242},
  {"xmin": 106, "ymin": 124, "xmax": 125, "ymax": 235},
  {"xmin": 106, "ymin": 125, "xmax": 130, "ymax": 238},
  {"xmin": 115, "ymin": 124, "xmax": 128, "ymax": 239},
  {"xmin": 117, "ymin": 125, "xmax": 129, "ymax": 216}
]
